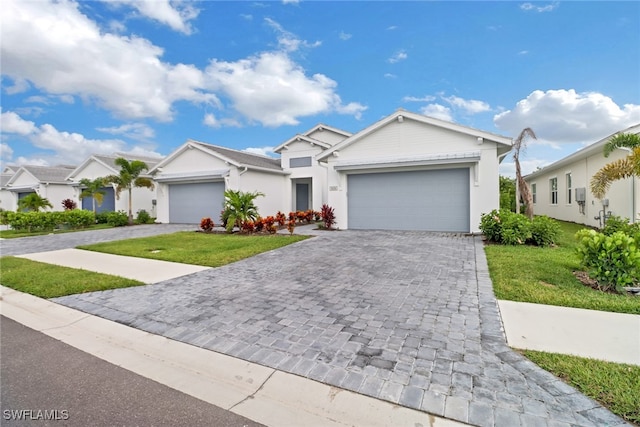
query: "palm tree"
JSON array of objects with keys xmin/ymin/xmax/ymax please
[
  {"xmin": 104, "ymin": 157, "xmax": 154, "ymax": 226},
  {"xmin": 513, "ymin": 128, "xmax": 537, "ymax": 220},
  {"xmin": 222, "ymin": 189, "xmax": 264, "ymax": 232},
  {"xmin": 79, "ymin": 177, "xmax": 106, "ymax": 215},
  {"xmin": 18, "ymin": 193, "xmax": 52, "ymax": 212},
  {"xmin": 590, "ymin": 133, "xmax": 640, "ymax": 199}
]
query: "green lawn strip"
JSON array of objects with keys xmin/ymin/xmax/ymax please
[
  {"xmin": 522, "ymin": 350, "xmax": 640, "ymax": 424},
  {"xmin": 77, "ymin": 232, "xmax": 311, "ymax": 267},
  {"xmin": 0, "ymin": 224, "xmax": 113, "ymax": 239},
  {"xmin": 484, "ymin": 221, "xmax": 640, "ymax": 314},
  {"xmin": 0, "ymin": 257, "xmax": 144, "ymax": 298}
]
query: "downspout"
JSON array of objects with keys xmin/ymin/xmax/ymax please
[{"xmin": 619, "ymin": 147, "xmax": 636, "ymax": 223}]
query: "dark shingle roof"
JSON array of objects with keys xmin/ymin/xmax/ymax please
[
  {"xmin": 23, "ymin": 165, "xmax": 76, "ymax": 184},
  {"xmin": 190, "ymin": 141, "xmax": 282, "ymax": 171}
]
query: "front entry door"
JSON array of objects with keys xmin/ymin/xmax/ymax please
[{"xmin": 295, "ymin": 183, "xmax": 309, "ymax": 211}]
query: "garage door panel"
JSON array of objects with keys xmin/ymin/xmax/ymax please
[
  {"xmin": 347, "ymin": 169, "xmax": 469, "ymax": 232},
  {"xmin": 169, "ymin": 182, "xmax": 224, "ymax": 224}
]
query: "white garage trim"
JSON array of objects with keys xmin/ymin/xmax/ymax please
[{"xmin": 334, "ymin": 151, "xmax": 480, "ymax": 171}]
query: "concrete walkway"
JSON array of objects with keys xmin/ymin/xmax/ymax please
[{"xmin": 498, "ymin": 300, "xmax": 640, "ymax": 366}]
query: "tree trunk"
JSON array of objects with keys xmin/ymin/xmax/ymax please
[{"xmin": 128, "ymin": 187, "xmax": 133, "ymax": 226}]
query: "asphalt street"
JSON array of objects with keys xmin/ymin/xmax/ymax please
[{"xmin": 0, "ymin": 316, "xmax": 265, "ymax": 427}]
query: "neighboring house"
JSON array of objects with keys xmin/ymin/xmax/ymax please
[
  {"xmin": 155, "ymin": 109, "xmax": 512, "ymax": 232},
  {"xmin": 316, "ymin": 110, "xmax": 512, "ymax": 232},
  {"xmin": 0, "ymin": 170, "xmax": 16, "ymax": 210},
  {"xmin": 66, "ymin": 154, "xmax": 161, "ymax": 216},
  {"xmin": 524, "ymin": 124, "xmax": 640, "ymax": 228},
  {"xmin": 274, "ymin": 124, "xmax": 351, "ymax": 212},
  {"xmin": 150, "ymin": 141, "xmax": 288, "ymax": 224},
  {"xmin": 3, "ymin": 165, "xmax": 77, "ymax": 211}
]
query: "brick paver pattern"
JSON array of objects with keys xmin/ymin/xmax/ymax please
[{"xmin": 49, "ymin": 230, "xmax": 626, "ymax": 426}]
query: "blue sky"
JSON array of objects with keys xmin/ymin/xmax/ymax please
[{"xmin": 1, "ymin": 0, "xmax": 639, "ymax": 177}]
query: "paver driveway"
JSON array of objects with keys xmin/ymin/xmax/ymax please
[{"xmin": 52, "ymin": 231, "xmax": 625, "ymax": 426}]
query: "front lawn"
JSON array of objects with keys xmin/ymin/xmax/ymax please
[
  {"xmin": 0, "ymin": 223, "xmax": 113, "ymax": 239},
  {"xmin": 78, "ymin": 232, "xmax": 310, "ymax": 267},
  {"xmin": 484, "ymin": 221, "xmax": 640, "ymax": 314},
  {"xmin": 523, "ymin": 350, "xmax": 640, "ymax": 424},
  {"xmin": 0, "ymin": 257, "xmax": 144, "ymax": 298}
]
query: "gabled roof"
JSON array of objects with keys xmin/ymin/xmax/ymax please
[
  {"xmin": 67, "ymin": 153, "xmax": 162, "ymax": 180},
  {"xmin": 7, "ymin": 165, "xmax": 76, "ymax": 186},
  {"xmin": 1, "ymin": 173, "xmax": 14, "ymax": 188},
  {"xmin": 149, "ymin": 140, "xmax": 284, "ymax": 175},
  {"xmin": 317, "ymin": 109, "xmax": 513, "ymax": 161},
  {"xmin": 273, "ymin": 123, "xmax": 352, "ymax": 153},
  {"xmin": 525, "ymin": 123, "xmax": 640, "ymax": 180}
]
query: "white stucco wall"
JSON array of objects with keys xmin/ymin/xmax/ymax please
[
  {"xmin": 526, "ymin": 149, "xmax": 638, "ymax": 228},
  {"xmin": 39, "ymin": 184, "xmax": 77, "ymax": 211},
  {"xmin": 323, "ymin": 119, "xmax": 502, "ymax": 232},
  {"xmin": 0, "ymin": 189, "xmax": 15, "ymax": 211},
  {"xmin": 279, "ymin": 140, "xmax": 328, "ymax": 212},
  {"xmin": 237, "ymin": 170, "xmax": 287, "ymax": 217}
]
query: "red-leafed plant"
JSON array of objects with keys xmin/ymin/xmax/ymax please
[
  {"xmin": 304, "ymin": 209, "xmax": 314, "ymax": 223},
  {"xmin": 254, "ymin": 216, "xmax": 265, "ymax": 232},
  {"xmin": 267, "ymin": 224, "xmax": 277, "ymax": 234},
  {"xmin": 61, "ymin": 198, "xmax": 77, "ymax": 211},
  {"xmin": 264, "ymin": 215, "xmax": 275, "ymax": 229},
  {"xmin": 288, "ymin": 211, "xmax": 296, "ymax": 221},
  {"xmin": 200, "ymin": 217, "xmax": 214, "ymax": 232},
  {"xmin": 241, "ymin": 220, "xmax": 255, "ymax": 233},
  {"xmin": 321, "ymin": 204, "xmax": 336, "ymax": 229},
  {"xmin": 314, "ymin": 211, "xmax": 321, "ymax": 222},
  {"xmin": 275, "ymin": 211, "xmax": 286, "ymax": 226},
  {"xmin": 296, "ymin": 210, "xmax": 306, "ymax": 222},
  {"xmin": 287, "ymin": 218, "xmax": 296, "ymax": 235}
]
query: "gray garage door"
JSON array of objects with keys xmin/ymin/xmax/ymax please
[
  {"xmin": 169, "ymin": 182, "xmax": 225, "ymax": 224},
  {"xmin": 81, "ymin": 187, "xmax": 115, "ymax": 213},
  {"xmin": 347, "ymin": 168, "xmax": 470, "ymax": 232}
]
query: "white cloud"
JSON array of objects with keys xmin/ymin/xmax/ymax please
[
  {"xmin": 97, "ymin": 123, "xmax": 156, "ymax": 141},
  {"xmin": 240, "ymin": 14, "xmax": 253, "ymax": 21},
  {"xmin": 403, "ymin": 95, "xmax": 437, "ymax": 102},
  {"xmin": 205, "ymin": 52, "xmax": 366, "ymax": 126},
  {"xmin": 442, "ymin": 95, "xmax": 492, "ymax": 114},
  {"xmin": 420, "ymin": 104, "xmax": 453, "ymax": 122},
  {"xmin": 494, "ymin": 89, "xmax": 640, "ymax": 143},
  {"xmin": 244, "ymin": 146, "xmax": 276, "ymax": 157},
  {"xmin": 0, "ymin": 143, "xmax": 14, "ymax": 161},
  {"xmin": 388, "ymin": 50, "xmax": 408, "ymax": 64},
  {"xmin": 499, "ymin": 158, "xmax": 551, "ymax": 178},
  {"xmin": 384, "ymin": 73, "xmax": 397, "ymax": 79},
  {"xmin": 339, "ymin": 31, "xmax": 352, "ymax": 41},
  {"xmin": 1, "ymin": 111, "xmax": 161, "ymax": 165},
  {"xmin": 3, "ymin": 77, "xmax": 30, "ymax": 95},
  {"xmin": 1, "ymin": 0, "xmax": 215, "ymax": 122},
  {"xmin": 520, "ymin": 2, "xmax": 559, "ymax": 12},
  {"xmin": 282, "ymin": 0, "xmax": 300, "ymax": 4},
  {"xmin": 387, "ymin": 26, "xmax": 397, "ymax": 31},
  {"xmin": 202, "ymin": 113, "xmax": 242, "ymax": 129},
  {"xmin": 265, "ymin": 18, "xmax": 321, "ymax": 52},
  {"xmin": 1, "ymin": 111, "xmax": 37, "ymax": 135},
  {"xmin": 103, "ymin": 0, "xmax": 200, "ymax": 34},
  {"xmin": 518, "ymin": 50, "xmax": 529, "ymax": 56}
]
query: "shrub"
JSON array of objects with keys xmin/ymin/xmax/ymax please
[
  {"xmin": 200, "ymin": 217, "xmax": 214, "ymax": 232},
  {"xmin": 304, "ymin": 209, "xmax": 314, "ymax": 223},
  {"xmin": 529, "ymin": 215, "xmax": 561, "ymax": 247},
  {"xmin": 106, "ymin": 211, "xmax": 129, "ymax": 227},
  {"xmin": 275, "ymin": 211, "xmax": 286, "ymax": 226},
  {"xmin": 254, "ymin": 217, "xmax": 265, "ymax": 232},
  {"xmin": 480, "ymin": 209, "xmax": 534, "ymax": 245},
  {"xmin": 61, "ymin": 210, "xmax": 95, "ymax": 229},
  {"xmin": 479, "ymin": 209, "xmax": 503, "ymax": 242},
  {"xmin": 603, "ymin": 216, "xmax": 640, "ymax": 243},
  {"xmin": 0, "ymin": 209, "xmax": 14, "ymax": 225},
  {"xmin": 61, "ymin": 199, "xmax": 77, "ymax": 211},
  {"xmin": 95, "ymin": 212, "xmax": 110, "ymax": 224},
  {"xmin": 7, "ymin": 211, "xmax": 58, "ymax": 232},
  {"xmin": 287, "ymin": 218, "xmax": 295, "ymax": 235},
  {"xmin": 241, "ymin": 220, "xmax": 255, "ymax": 233},
  {"xmin": 575, "ymin": 229, "xmax": 640, "ymax": 292},
  {"xmin": 314, "ymin": 211, "xmax": 321, "ymax": 222},
  {"xmin": 321, "ymin": 204, "xmax": 336, "ymax": 229},
  {"xmin": 220, "ymin": 208, "xmax": 231, "ymax": 229},
  {"xmin": 296, "ymin": 210, "xmax": 306, "ymax": 223},
  {"xmin": 135, "ymin": 209, "xmax": 154, "ymax": 224}
]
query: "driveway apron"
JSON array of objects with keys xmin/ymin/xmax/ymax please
[{"xmin": 53, "ymin": 231, "xmax": 626, "ymax": 427}]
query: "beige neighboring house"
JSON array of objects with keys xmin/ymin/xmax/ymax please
[
  {"xmin": 66, "ymin": 154, "xmax": 161, "ymax": 216},
  {"xmin": 3, "ymin": 165, "xmax": 76, "ymax": 211},
  {"xmin": 524, "ymin": 124, "xmax": 640, "ymax": 228}
]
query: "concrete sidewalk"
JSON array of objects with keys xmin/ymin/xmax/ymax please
[
  {"xmin": 0, "ymin": 286, "xmax": 464, "ymax": 427},
  {"xmin": 17, "ymin": 249, "xmax": 210, "ymax": 284},
  {"xmin": 498, "ymin": 300, "xmax": 640, "ymax": 366}
]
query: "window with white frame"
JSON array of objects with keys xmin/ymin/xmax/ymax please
[
  {"xmin": 566, "ymin": 173, "xmax": 572, "ymax": 204},
  {"xmin": 550, "ymin": 177, "xmax": 558, "ymax": 205},
  {"xmin": 532, "ymin": 183, "xmax": 537, "ymax": 204}
]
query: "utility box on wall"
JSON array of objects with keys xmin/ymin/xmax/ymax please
[{"xmin": 575, "ymin": 187, "xmax": 586, "ymax": 202}]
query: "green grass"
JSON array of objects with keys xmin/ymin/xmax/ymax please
[
  {"xmin": 0, "ymin": 223, "xmax": 113, "ymax": 239},
  {"xmin": 78, "ymin": 232, "xmax": 310, "ymax": 267},
  {"xmin": 0, "ymin": 257, "xmax": 144, "ymax": 298},
  {"xmin": 522, "ymin": 350, "xmax": 640, "ymax": 424},
  {"xmin": 484, "ymin": 221, "xmax": 640, "ymax": 314}
]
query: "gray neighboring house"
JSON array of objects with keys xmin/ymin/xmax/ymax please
[{"xmin": 3, "ymin": 165, "xmax": 77, "ymax": 211}]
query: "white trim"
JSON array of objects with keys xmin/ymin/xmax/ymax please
[
  {"xmin": 333, "ymin": 151, "xmax": 481, "ymax": 171},
  {"xmin": 154, "ymin": 170, "xmax": 230, "ymax": 183}
]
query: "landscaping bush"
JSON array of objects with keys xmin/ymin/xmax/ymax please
[
  {"xmin": 60, "ymin": 209, "xmax": 95, "ymax": 229},
  {"xmin": 61, "ymin": 198, "xmax": 77, "ymax": 210},
  {"xmin": 500, "ymin": 211, "xmax": 532, "ymax": 245},
  {"xmin": 530, "ymin": 215, "xmax": 561, "ymax": 247},
  {"xmin": 106, "ymin": 211, "xmax": 129, "ymax": 227},
  {"xmin": 7, "ymin": 211, "xmax": 58, "ymax": 232},
  {"xmin": 287, "ymin": 218, "xmax": 295, "ymax": 235},
  {"xmin": 254, "ymin": 217, "xmax": 265, "ymax": 232},
  {"xmin": 0, "ymin": 209, "xmax": 14, "ymax": 225},
  {"xmin": 575, "ymin": 229, "xmax": 640, "ymax": 292},
  {"xmin": 275, "ymin": 211, "xmax": 286, "ymax": 227},
  {"xmin": 479, "ymin": 209, "xmax": 504, "ymax": 242},
  {"xmin": 200, "ymin": 217, "xmax": 214, "ymax": 232},
  {"xmin": 241, "ymin": 220, "xmax": 255, "ymax": 233},
  {"xmin": 135, "ymin": 209, "xmax": 154, "ymax": 224},
  {"xmin": 320, "ymin": 204, "xmax": 336, "ymax": 229},
  {"xmin": 603, "ymin": 216, "xmax": 640, "ymax": 243},
  {"xmin": 95, "ymin": 212, "xmax": 109, "ymax": 224}
]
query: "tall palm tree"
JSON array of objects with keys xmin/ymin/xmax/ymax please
[
  {"xmin": 513, "ymin": 127, "xmax": 537, "ymax": 220},
  {"xmin": 79, "ymin": 177, "xmax": 106, "ymax": 215},
  {"xmin": 17, "ymin": 193, "xmax": 52, "ymax": 212},
  {"xmin": 104, "ymin": 157, "xmax": 154, "ymax": 226},
  {"xmin": 223, "ymin": 189, "xmax": 264, "ymax": 232},
  {"xmin": 590, "ymin": 133, "xmax": 640, "ymax": 199}
]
